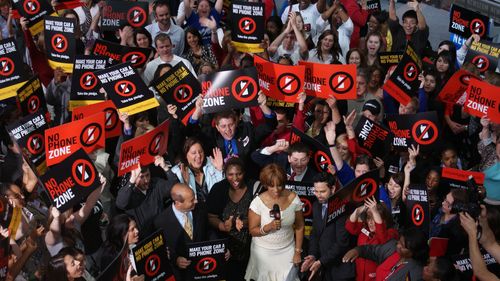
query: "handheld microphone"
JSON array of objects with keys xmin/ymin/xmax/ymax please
[{"xmin": 272, "ymin": 204, "xmax": 281, "ymax": 220}]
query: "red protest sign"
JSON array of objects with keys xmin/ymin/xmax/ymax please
[
  {"xmin": 117, "ymin": 120, "xmax": 170, "ymax": 176},
  {"xmin": 299, "ymin": 61, "xmax": 357, "ymax": 100},
  {"xmin": 45, "ymin": 113, "xmax": 105, "ymax": 166},
  {"xmin": 72, "ymin": 100, "xmax": 122, "ymax": 138},
  {"xmin": 464, "ymin": 78, "xmax": 500, "ymax": 124},
  {"xmin": 441, "ymin": 167, "xmax": 484, "ymax": 185},
  {"xmin": 437, "ymin": 69, "xmax": 476, "ymax": 104},
  {"xmin": 254, "ymin": 56, "xmax": 304, "ymax": 102}
]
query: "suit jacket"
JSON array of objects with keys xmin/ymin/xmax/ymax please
[
  {"xmin": 251, "ymin": 150, "xmax": 318, "ymax": 183},
  {"xmin": 153, "ymin": 205, "xmax": 208, "ymax": 281},
  {"xmin": 308, "ymin": 201, "xmax": 355, "ymax": 280}
]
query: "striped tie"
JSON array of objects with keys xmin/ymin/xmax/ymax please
[
  {"xmin": 183, "ymin": 213, "xmax": 193, "ymax": 239},
  {"xmin": 227, "ymin": 141, "xmax": 234, "ymax": 156}
]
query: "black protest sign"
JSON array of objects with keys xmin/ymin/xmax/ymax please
[
  {"xmin": 382, "ymin": 43, "xmax": 422, "ymax": 106},
  {"xmin": 187, "ymin": 239, "xmax": 227, "ymax": 281},
  {"xmin": 378, "ymin": 52, "xmax": 404, "ymax": 70},
  {"xmin": 230, "ymin": 1, "xmax": 265, "ymax": 53},
  {"xmin": 354, "ymin": 116, "xmax": 392, "ymax": 158},
  {"xmin": 200, "ymin": 67, "xmax": 259, "ymax": 114},
  {"xmin": 11, "ymin": 0, "xmax": 54, "ymax": 35},
  {"xmin": 449, "ymin": 5, "xmax": 489, "ymax": 39},
  {"xmin": 40, "ymin": 149, "xmax": 100, "ymax": 212},
  {"xmin": 386, "ymin": 111, "xmax": 441, "ymax": 151},
  {"xmin": 405, "ymin": 184, "xmax": 430, "ymax": 234},
  {"xmin": 0, "ymin": 97, "xmax": 17, "ymax": 117},
  {"xmin": 101, "ymin": 0, "xmax": 149, "ymax": 31},
  {"xmin": 97, "ymin": 242, "xmax": 129, "ymax": 281},
  {"xmin": 150, "ymin": 62, "xmax": 201, "ymax": 125},
  {"xmin": 17, "ymin": 76, "xmax": 49, "ymax": 118},
  {"xmin": 95, "ymin": 62, "xmax": 159, "ymax": 115},
  {"xmin": 133, "ymin": 230, "xmax": 175, "ymax": 281},
  {"xmin": 70, "ymin": 55, "xmax": 107, "ymax": 111},
  {"xmin": 366, "ymin": 0, "xmax": 381, "ymax": 13},
  {"xmin": 0, "ymin": 38, "xmax": 30, "ymax": 100},
  {"xmin": 92, "ymin": 39, "xmax": 152, "ymax": 68},
  {"xmin": 464, "ymin": 40, "xmax": 499, "ymax": 74},
  {"xmin": 440, "ymin": 167, "xmax": 484, "ymax": 190},
  {"xmin": 286, "ymin": 181, "xmax": 316, "ymax": 236},
  {"xmin": 327, "ymin": 170, "xmax": 380, "ymax": 224},
  {"xmin": 44, "ymin": 16, "xmax": 76, "ymax": 73},
  {"xmin": 452, "ymin": 250, "xmax": 500, "ymax": 280},
  {"xmin": 290, "ymin": 127, "xmax": 333, "ymax": 173},
  {"xmin": 7, "ymin": 112, "xmax": 48, "ymax": 175}
]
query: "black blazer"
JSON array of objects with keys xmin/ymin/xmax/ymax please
[
  {"xmin": 251, "ymin": 149, "xmax": 318, "ymax": 183},
  {"xmin": 153, "ymin": 205, "xmax": 208, "ymax": 281},
  {"xmin": 308, "ymin": 201, "xmax": 355, "ymax": 280}
]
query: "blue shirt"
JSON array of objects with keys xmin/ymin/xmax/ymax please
[{"xmin": 186, "ymin": 10, "xmax": 221, "ymax": 45}]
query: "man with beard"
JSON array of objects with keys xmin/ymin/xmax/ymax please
[{"xmin": 146, "ymin": 1, "xmax": 185, "ymax": 55}]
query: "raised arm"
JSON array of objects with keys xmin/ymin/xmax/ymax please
[
  {"xmin": 184, "ymin": 0, "xmax": 193, "ymax": 19},
  {"xmin": 214, "ymin": 0, "xmax": 223, "ymax": 14},
  {"xmin": 268, "ymin": 20, "xmax": 293, "ymax": 55},
  {"xmin": 402, "ymin": 144, "xmax": 419, "ymax": 202},
  {"xmin": 74, "ymin": 174, "xmax": 106, "ymax": 224},
  {"xmin": 389, "ymin": 0, "xmax": 397, "ymax": 22},
  {"xmin": 325, "ymin": 121, "xmax": 343, "ymax": 170},
  {"xmin": 408, "ymin": 1, "xmax": 427, "ymax": 30},
  {"xmin": 290, "ymin": 13, "xmax": 308, "ymax": 56}
]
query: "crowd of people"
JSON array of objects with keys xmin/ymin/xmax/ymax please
[{"xmin": 0, "ymin": 0, "xmax": 499, "ymax": 280}]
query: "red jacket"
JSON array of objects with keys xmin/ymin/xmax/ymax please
[
  {"xmin": 345, "ymin": 220, "xmax": 399, "ymax": 281},
  {"xmin": 340, "ymin": 0, "xmax": 369, "ymax": 48}
]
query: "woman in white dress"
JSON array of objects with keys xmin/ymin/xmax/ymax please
[{"xmin": 245, "ymin": 164, "xmax": 305, "ymax": 281}]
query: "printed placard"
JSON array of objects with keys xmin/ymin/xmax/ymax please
[
  {"xmin": 187, "ymin": 239, "xmax": 227, "ymax": 281},
  {"xmin": 290, "ymin": 127, "xmax": 333, "ymax": 173},
  {"xmin": 200, "ymin": 67, "xmax": 259, "ymax": 114},
  {"xmin": 7, "ymin": 112, "xmax": 49, "ymax": 175},
  {"xmin": 11, "ymin": 0, "xmax": 54, "ymax": 35},
  {"xmin": 44, "ymin": 16, "xmax": 76, "ymax": 73},
  {"xmin": 437, "ymin": 69, "xmax": 476, "ymax": 104},
  {"xmin": 464, "ymin": 77, "xmax": 500, "ymax": 124},
  {"xmin": 354, "ymin": 116, "xmax": 392, "ymax": 158},
  {"xmin": 299, "ymin": 61, "xmax": 357, "ymax": 100},
  {"xmin": 133, "ymin": 230, "xmax": 175, "ymax": 281},
  {"xmin": 405, "ymin": 184, "xmax": 430, "ymax": 234},
  {"xmin": 95, "ymin": 62, "xmax": 159, "ymax": 115},
  {"xmin": 285, "ymin": 181, "xmax": 316, "ymax": 236},
  {"xmin": 69, "ymin": 55, "xmax": 108, "ymax": 110},
  {"xmin": 366, "ymin": 0, "xmax": 381, "ymax": 13},
  {"xmin": 72, "ymin": 100, "xmax": 122, "ymax": 139},
  {"xmin": 45, "ymin": 113, "xmax": 105, "ymax": 166},
  {"xmin": 40, "ymin": 149, "xmax": 100, "ymax": 212},
  {"xmin": 464, "ymin": 40, "xmax": 500, "ymax": 74},
  {"xmin": 55, "ymin": 0, "xmax": 85, "ymax": 10},
  {"xmin": 0, "ymin": 38, "xmax": 29, "ymax": 100},
  {"xmin": 327, "ymin": 170, "xmax": 380, "ymax": 224},
  {"xmin": 386, "ymin": 111, "xmax": 441, "ymax": 151},
  {"xmin": 452, "ymin": 250, "xmax": 499, "ymax": 280},
  {"xmin": 254, "ymin": 56, "xmax": 304, "ymax": 102},
  {"xmin": 101, "ymin": 0, "xmax": 149, "ymax": 31},
  {"xmin": 449, "ymin": 5, "xmax": 489, "ymax": 39},
  {"xmin": 230, "ymin": 1, "xmax": 265, "ymax": 53},
  {"xmin": 150, "ymin": 62, "xmax": 201, "ymax": 125},
  {"xmin": 441, "ymin": 167, "xmax": 484, "ymax": 190},
  {"xmin": 16, "ymin": 76, "xmax": 50, "ymax": 119},
  {"xmin": 117, "ymin": 120, "xmax": 170, "ymax": 176},
  {"xmin": 91, "ymin": 39, "xmax": 152, "ymax": 68},
  {"xmin": 382, "ymin": 43, "xmax": 422, "ymax": 106},
  {"xmin": 378, "ymin": 52, "xmax": 404, "ymax": 70}
]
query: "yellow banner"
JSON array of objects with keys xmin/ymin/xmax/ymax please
[
  {"xmin": 0, "ymin": 80, "xmax": 28, "ymax": 100},
  {"xmin": 232, "ymin": 41, "xmax": 264, "ymax": 54},
  {"xmin": 118, "ymin": 98, "xmax": 159, "ymax": 116}
]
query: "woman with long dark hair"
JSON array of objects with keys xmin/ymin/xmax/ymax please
[
  {"xmin": 100, "ymin": 214, "xmax": 140, "ymax": 270},
  {"xmin": 207, "ymin": 157, "xmax": 256, "ymax": 281},
  {"xmin": 182, "ymin": 27, "xmax": 218, "ymax": 72},
  {"xmin": 170, "ymin": 137, "xmax": 224, "ymax": 203},
  {"xmin": 307, "ymin": 30, "xmax": 344, "ymax": 64}
]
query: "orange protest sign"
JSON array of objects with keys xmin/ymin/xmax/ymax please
[
  {"xmin": 117, "ymin": 120, "xmax": 170, "ymax": 176},
  {"xmin": 254, "ymin": 56, "xmax": 304, "ymax": 102},
  {"xmin": 299, "ymin": 61, "xmax": 357, "ymax": 100},
  {"xmin": 45, "ymin": 113, "xmax": 105, "ymax": 166},
  {"xmin": 72, "ymin": 100, "xmax": 122, "ymax": 138},
  {"xmin": 465, "ymin": 78, "xmax": 500, "ymax": 123}
]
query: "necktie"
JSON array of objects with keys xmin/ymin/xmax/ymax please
[
  {"xmin": 183, "ymin": 213, "xmax": 193, "ymax": 239},
  {"xmin": 289, "ymin": 172, "xmax": 296, "ymax": 181},
  {"xmin": 322, "ymin": 204, "xmax": 327, "ymax": 219},
  {"xmin": 227, "ymin": 141, "xmax": 233, "ymax": 156}
]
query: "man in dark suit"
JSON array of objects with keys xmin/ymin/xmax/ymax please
[
  {"xmin": 301, "ymin": 173, "xmax": 354, "ymax": 281},
  {"xmin": 251, "ymin": 141, "xmax": 318, "ymax": 183},
  {"xmin": 153, "ymin": 183, "xmax": 208, "ymax": 280}
]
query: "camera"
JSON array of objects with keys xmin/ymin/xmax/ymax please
[{"xmin": 450, "ymin": 175, "xmax": 483, "ymax": 238}]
